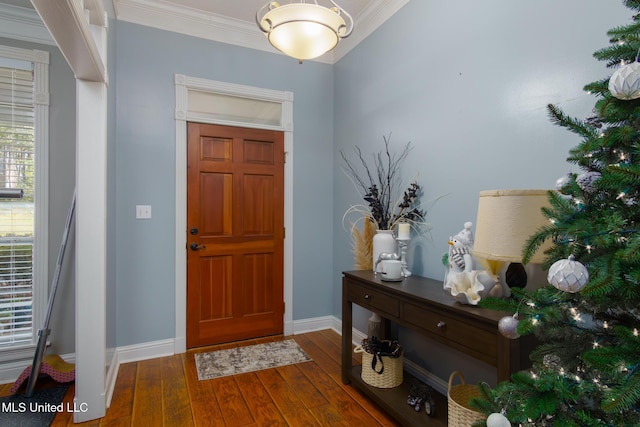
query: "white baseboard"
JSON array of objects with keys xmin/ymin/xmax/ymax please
[
  {"xmin": 284, "ymin": 319, "xmax": 294, "ymax": 336},
  {"xmin": 173, "ymin": 336, "xmax": 186, "ymax": 355},
  {"xmin": 102, "ymin": 339, "xmax": 174, "ymax": 408},
  {"xmin": 292, "ymin": 315, "xmax": 335, "ymax": 334},
  {"xmin": 0, "ymin": 360, "xmax": 35, "ymax": 385},
  {"xmin": 0, "ymin": 352, "xmax": 76, "ymax": 385},
  {"xmin": 104, "ymin": 348, "xmax": 119, "ymax": 408},
  {"xmin": 0, "ymin": 317, "xmax": 326, "ymax": 385},
  {"xmin": 1, "ymin": 315, "xmax": 446, "ymax": 402},
  {"xmin": 115, "ymin": 338, "xmax": 175, "ymax": 365},
  {"xmin": 404, "ymin": 359, "xmax": 447, "ymax": 396}
]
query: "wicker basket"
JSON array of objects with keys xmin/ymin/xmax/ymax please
[
  {"xmin": 354, "ymin": 345, "xmax": 403, "ymax": 388},
  {"xmin": 447, "ymin": 371, "xmax": 484, "ymax": 426}
]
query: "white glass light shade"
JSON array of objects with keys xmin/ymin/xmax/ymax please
[
  {"xmin": 609, "ymin": 61, "xmax": 640, "ymax": 100},
  {"xmin": 473, "ymin": 189, "xmax": 552, "ymax": 264},
  {"xmin": 258, "ymin": 3, "xmax": 349, "ymax": 61}
]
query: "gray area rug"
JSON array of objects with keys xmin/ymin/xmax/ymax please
[
  {"xmin": 195, "ymin": 339, "xmax": 312, "ymax": 380},
  {"xmin": 0, "ymin": 385, "xmax": 68, "ymax": 426}
]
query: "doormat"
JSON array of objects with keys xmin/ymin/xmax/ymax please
[
  {"xmin": 0, "ymin": 385, "xmax": 68, "ymax": 427},
  {"xmin": 195, "ymin": 339, "xmax": 312, "ymax": 380}
]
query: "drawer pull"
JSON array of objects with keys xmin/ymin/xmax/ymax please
[
  {"xmin": 364, "ymin": 294, "xmax": 370, "ymax": 299},
  {"xmin": 437, "ymin": 321, "xmax": 446, "ymax": 330}
]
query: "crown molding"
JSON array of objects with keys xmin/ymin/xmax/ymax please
[
  {"xmin": 113, "ymin": 0, "xmax": 299, "ymax": 59},
  {"xmin": 0, "ymin": 3, "xmax": 54, "ymax": 46},
  {"xmin": 113, "ymin": 0, "xmax": 410, "ymax": 64},
  {"xmin": 0, "ymin": 1, "xmax": 410, "ymax": 64}
]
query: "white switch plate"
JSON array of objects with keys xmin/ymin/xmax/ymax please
[{"xmin": 136, "ymin": 205, "xmax": 152, "ymax": 219}]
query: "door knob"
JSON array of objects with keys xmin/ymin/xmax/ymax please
[{"xmin": 189, "ymin": 243, "xmax": 206, "ymax": 251}]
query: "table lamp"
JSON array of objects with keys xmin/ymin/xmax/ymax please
[{"xmin": 473, "ymin": 189, "xmax": 552, "ymax": 296}]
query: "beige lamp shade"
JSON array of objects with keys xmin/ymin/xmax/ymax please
[{"xmin": 473, "ymin": 189, "xmax": 552, "ymax": 265}]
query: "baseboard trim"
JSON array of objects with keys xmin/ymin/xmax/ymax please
[
  {"xmin": 404, "ymin": 359, "xmax": 448, "ymax": 396},
  {"xmin": 0, "ymin": 352, "xmax": 76, "ymax": 386},
  {"xmin": 115, "ymin": 338, "xmax": 175, "ymax": 365},
  {"xmin": 292, "ymin": 315, "xmax": 335, "ymax": 334},
  {"xmin": 102, "ymin": 339, "xmax": 174, "ymax": 409},
  {"xmin": 104, "ymin": 348, "xmax": 119, "ymax": 408},
  {"xmin": 1, "ymin": 315, "xmax": 447, "ymax": 401}
]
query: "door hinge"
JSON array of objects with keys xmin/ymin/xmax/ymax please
[
  {"xmin": 284, "ymin": 151, "xmax": 288, "ymax": 163},
  {"xmin": 283, "ymin": 227, "xmax": 286, "ymax": 238}
]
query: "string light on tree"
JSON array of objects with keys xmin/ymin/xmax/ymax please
[
  {"xmin": 569, "ymin": 307, "xmax": 582, "ymax": 322},
  {"xmin": 473, "ymin": 4, "xmax": 640, "ymax": 424}
]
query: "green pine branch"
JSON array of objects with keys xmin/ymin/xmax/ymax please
[
  {"xmin": 547, "ymin": 104, "xmax": 599, "ymax": 140},
  {"xmin": 594, "ymin": 42, "xmax": 640, "ymax": 67},
  {"xmin": 472, "ymin": 2, "xmax": 640, "ymax": 424}
]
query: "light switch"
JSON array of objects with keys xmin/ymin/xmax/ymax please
[{"xmin": 136, "ymin": 205, "xmax": 152, "ymax": 219}]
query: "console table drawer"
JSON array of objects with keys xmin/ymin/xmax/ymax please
[
  {"xmin": 347, "ymin": 282, "xmax": 400, "ymax": 318},
  {"xmin": 403, "ymin": 302, "xmax": 497, "ymax": 365},
  {"xmin": 343, "ymin": 269, "xmax": 533, "ymax": 421}
]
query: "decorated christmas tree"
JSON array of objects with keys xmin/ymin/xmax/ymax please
[{"xmin": 473, "ymin": 1, "xmax": 640, "ymax": 425}]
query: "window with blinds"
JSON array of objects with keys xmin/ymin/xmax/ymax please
[{"xmin": 0, "ymin": 60, "xmax": 35, "ymax": 346}]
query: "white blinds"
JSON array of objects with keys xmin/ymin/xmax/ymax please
[{"xmin": 0, "ymin": 63, "xmax": 34, "ymax": 345}]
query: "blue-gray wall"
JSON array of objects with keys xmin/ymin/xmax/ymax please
[
  {"xmin": 113, "ymin": 21, "xmax": 335, "ymax": 346},
  {"xmin": 332, "ymin": 0, "xmax": 630, "ymax": 385},
  {"xmin": 1, "ymin": 0, "xmax": 632, "ymax": 387}
]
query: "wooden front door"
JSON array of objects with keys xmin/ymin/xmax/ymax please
[{"xmin": 186, "ymin": 123, "xmax": 285, "ymax": 348}]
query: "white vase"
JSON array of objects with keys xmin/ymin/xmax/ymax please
[{"xmin": 372, "ymin": 230, "xmax": 397, "ymax": 272}]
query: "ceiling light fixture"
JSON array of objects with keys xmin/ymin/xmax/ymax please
[{"xmin": 256, "ymin": 1, "xmax": 353, "ymax": 63}]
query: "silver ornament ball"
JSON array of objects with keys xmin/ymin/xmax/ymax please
[
  {"xmin": 498, "ymin": 314, "xmax": 520, "ymax": 339},
  {"xmin": 555, "ymin": 173, "xmax": 572, "ymax": 193},
  {"xmin": 487, "ymin": 412, "xmax": 511, "ymax": 427}
]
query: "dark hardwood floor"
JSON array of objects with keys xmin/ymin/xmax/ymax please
[{"xmin": 2, "ymin": 330, "xmax": 403, "ymax": 426}]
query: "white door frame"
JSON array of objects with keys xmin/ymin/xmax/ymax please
[{"xmin": 173, "ymin": 74, "xmax": 294, "ymax": 353}]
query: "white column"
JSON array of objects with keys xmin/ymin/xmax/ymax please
[
  {"xmin": 30, "ymin": 0, "xmax": 109, "ymax": 421},
  {"xmin": 74, "ymin": 78, "xmax": 107, "ymax": 422}
]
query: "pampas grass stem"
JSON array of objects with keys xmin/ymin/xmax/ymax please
[{"xmin": 351, "ymin": 217, "xmax": 374, "ymax": 270}]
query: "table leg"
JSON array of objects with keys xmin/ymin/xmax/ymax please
[{"xmin": 342, "ymin": 278, "xmax": 352, "ymax": 384}]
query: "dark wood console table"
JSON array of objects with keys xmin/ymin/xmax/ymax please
[{"xmin": 341, "ymin": 270, "xmax": 533, "ymax": 426}]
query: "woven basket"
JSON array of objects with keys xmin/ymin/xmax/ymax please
[
  {"xmin": 447, "ymin": 371, "xmax": 483, "ymax": 426},
  {"xmin": 354, "ymin": 345, "xmax": 403, "ymax": 388}
]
